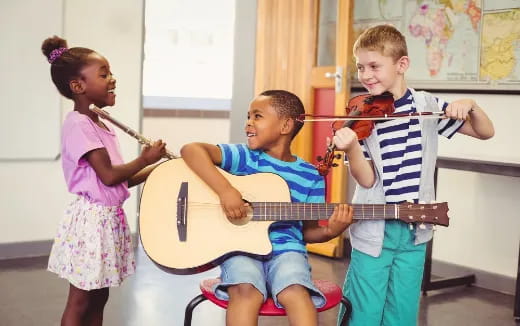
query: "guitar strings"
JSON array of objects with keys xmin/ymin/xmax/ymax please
[{"xmin": 181, "ymin": 202, "xmax": 438, "ymax": 221}]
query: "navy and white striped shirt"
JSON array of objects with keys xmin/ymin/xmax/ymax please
[
  {"xmin": 360, "ymin": 89, "xmax": 464, "ymax": 203},
  {"xmin": 218, "ymin": 143, "xmax": 325, "ymax": 254}
]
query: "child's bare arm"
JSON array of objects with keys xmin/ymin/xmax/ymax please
[
  {"xmin": 86, "ymin": 140, "xmax": 166, "ymax": 186},
  {"xmin": 446, "ymin": 99, "xmax": 494, "ymax": 139},
  {"xmin": 180, "ymin": 143, "xmax": 248, "ymax": 219},
  {"xmin": 127, "ymin": 163, "xmax": 160, "ymax": 187},
  {"xmin": 333, "ymin": 128, "xmax": 375, "ymax": 188},
  {"xmin": 303, "ymin": 204, "xmax": 353, "ymax": 243}
]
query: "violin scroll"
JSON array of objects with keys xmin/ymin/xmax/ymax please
[{"xmin": 316, "ymin": 144, "xmax": 342, "ymax": 177}]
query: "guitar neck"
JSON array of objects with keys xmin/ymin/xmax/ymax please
[{"xmin": 250, "ymin": 202, "xmax": 398, "ymax": 222}]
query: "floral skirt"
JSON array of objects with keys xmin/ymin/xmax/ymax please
[{"xmin": 48, "ymin": 196, "xmax": 135, "ymax": 290}]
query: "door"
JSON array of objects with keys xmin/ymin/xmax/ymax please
[
  {"xmin": 304, "ymin": 0, "xmax": 354, "ymax": 258},
  {"xmin": 253, "ymin": 0, "xmax": 355, "ymax": 258}
]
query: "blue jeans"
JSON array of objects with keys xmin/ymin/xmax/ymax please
[{"xmin": 214, "ymin": 251, "xmax": 326, "ymax": 308}]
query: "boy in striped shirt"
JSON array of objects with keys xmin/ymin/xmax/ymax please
[
  {"xmin": 333, "ymin": 25, "xmax": 494, "ymax": 326},
  {"xmin": 181, "ymin": 90, "xmax": 353, "ymax": 326}
]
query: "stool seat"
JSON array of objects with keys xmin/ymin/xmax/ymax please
[{"xmin": 200, "ymin": 278, "xmax": 343, "ymax": 316}]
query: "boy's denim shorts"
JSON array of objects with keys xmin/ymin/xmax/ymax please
[{"xmin": 213, "ymin": 251, "xmax": 326, "ymax": 308}]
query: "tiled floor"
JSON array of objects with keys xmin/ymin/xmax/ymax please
[{"xmin": 0, "ymin": 245, "xmax": 518, "ymax": 326}]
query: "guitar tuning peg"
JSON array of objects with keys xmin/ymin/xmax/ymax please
[
  {"xmin": 432, "ymin": 225, "xmax": 437, "ymax": 231},
  {"xmin": 419, "ymin": 223, "xmax": 426, "ymax": 230},
  {"xmin": 409, "ymin": 224, "xmax": 414, "ymax": 230}
]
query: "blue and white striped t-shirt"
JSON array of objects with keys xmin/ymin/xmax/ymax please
[
  {"xmin": 218, "ymin": 143, "xmax": 325, "ymax": 255},
  {"xmin": 360, "ymin": 89, "xmax": 464, "ymax": 203}
]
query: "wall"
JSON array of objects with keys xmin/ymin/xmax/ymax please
[
  {"xmin": 0, "ymin": 0, "xmax": 143, "ymax": 250},
  {"xmin": 432, "ymin": 92, "xmax": 520, "ymax": 281},
  {"xmin": 229, "ymin": 0, "xmax": 258, "ymax": 143},
  {"xmin": 142, "ymin": 117, "xmax": 230, "ymax": 154},
  {"xmin": 0, "ymin": 0, "xmax": 62, "ymax": 160}
]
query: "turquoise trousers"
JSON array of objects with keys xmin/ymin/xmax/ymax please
[{"xmin": 338, "ymin": 221, "xmax": 427, "ymax": 326}]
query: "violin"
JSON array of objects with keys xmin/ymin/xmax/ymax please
[
  {"xmin": 335, "ymin": 91, "xmax": 395, "ymax": 140},
  {"xmin": 316, "ymin": 92, "xmax": 395, "ymax": 176}
]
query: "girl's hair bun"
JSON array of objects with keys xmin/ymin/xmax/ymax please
[{"xmin": 41, "ymin": 36, "xmax": 68, "ymax": 60}]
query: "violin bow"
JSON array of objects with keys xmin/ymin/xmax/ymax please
[{"xmin": 297, "ymin": 111, "xmax": 445, "ymax": 123}]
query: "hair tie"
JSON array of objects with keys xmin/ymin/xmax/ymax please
[{"xmin": 48, "ymin": 47, "xmax": 68, "ymax": 63}]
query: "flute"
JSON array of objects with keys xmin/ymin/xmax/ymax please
[{"xmin": 89, "ymin": 105, "xmax": 178, "ymax": 159}]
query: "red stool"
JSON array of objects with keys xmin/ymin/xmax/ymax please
[{"xmin": 184, "ymin": 278, "xmax": 351, "ymax": 325}]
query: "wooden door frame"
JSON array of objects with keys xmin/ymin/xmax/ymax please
[
  {"xmin": 305, "ymin": 0, "xmax": 354, "ymax": 258},
  {"xmin": 308, "ymin": 0, "xmax": 354, "ymax": 204}
]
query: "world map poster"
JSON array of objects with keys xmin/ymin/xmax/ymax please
[{"xmin": 352, "ymin": 0, "xmax": 520, "ymax": 91}]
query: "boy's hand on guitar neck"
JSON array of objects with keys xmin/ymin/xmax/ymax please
[
  {"xmin": 219, "ymin": 186, "xmax": 250, "ymax": 220},
  {"xmin": 324, "ymin": 204, "xmax": 354, "ymax": 238}
]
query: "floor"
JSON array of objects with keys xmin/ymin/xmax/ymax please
[{"xmin": 0, "ymin": 244, "xmax": 518, "ymax": 326}]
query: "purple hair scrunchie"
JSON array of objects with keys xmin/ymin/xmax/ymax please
[{"xmin": 48, "ymin": 47, "xmax": 68, "ymax": 63}]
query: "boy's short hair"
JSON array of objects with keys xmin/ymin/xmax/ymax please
[
  {"xmin": 353, "ymin": 24, "xmax": 408, "ymax": 62},
  {"xmin": 260, "ymin": 90, "xmax": 305, "ymax": 138}
]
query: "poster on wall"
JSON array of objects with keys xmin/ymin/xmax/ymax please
[{"xmin": 352, "ymin": 0, "xmax": 520, "ymax": 92}]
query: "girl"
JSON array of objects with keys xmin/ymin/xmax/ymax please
[{"xmin": 42, "ymin": 36, "xmax": 166, "ymax": 325}]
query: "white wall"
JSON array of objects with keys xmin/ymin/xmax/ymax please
[
  {"xmin": 432, "ymin": 92, "xmax": 520, "ymax": 279},
  {"xmin": 0, "ymin": 0, "xmax": 144, "ymax": 244},
  {"xmin": 435, "ymin": 168, "xmax": 520, "ymax": 278},
  {"xmin": 0, "ymin": 0, "xmax": 62, "ymax": 160},
  {"xmin": 142, "ymin": 117, "xmax": 230, "ymax": 154},
  {"xmin": 229, "ymin": 0, "xmax": 257, "ymax": 143}
]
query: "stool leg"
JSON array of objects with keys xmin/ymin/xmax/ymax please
[
  {"xmin": 339, "ymin": 296, "xmax": 352, "ymax": 326},
  {"xmin": 184, "ymin": 294, "xmax": 208, "ymax": 326}
]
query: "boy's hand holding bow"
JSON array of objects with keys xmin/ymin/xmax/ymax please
[
  {"xmin": 444, "ymin": 99, "xmax": 476, "ymax": 121},
  {"xmin": 444, "ymin": 99, "xmax": 494, "ymax": 139}
]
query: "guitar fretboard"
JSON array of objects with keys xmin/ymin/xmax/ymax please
[{"xmin": 250, "ymin": 202, "xmax": 398, "ymax": 221}]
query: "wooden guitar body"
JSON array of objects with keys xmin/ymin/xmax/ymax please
[{"xmin": 139, "ymin": 159, "xmax": 290, "ymax": 274}]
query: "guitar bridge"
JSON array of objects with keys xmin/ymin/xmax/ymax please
[{"xmin": 177, "ymin": 182, "xmax": 188, "ymax": 242}]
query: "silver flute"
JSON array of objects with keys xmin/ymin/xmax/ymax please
[{"xmin": 89, "ymin": 105, "xmax": 178, "ymax": 159}]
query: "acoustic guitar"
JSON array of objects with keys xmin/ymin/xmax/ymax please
[{"xmin": 139, "ymin": 159, "xmax": 449, "ymax": 274}]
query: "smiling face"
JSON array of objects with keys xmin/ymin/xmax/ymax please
[
  {"xmin": 355, "ymin": 48, "xmax": 408, "ymax": 98},
  {"xmin": 245, "ymin": 95, "xmax": 288, "ymax": 151},
  {"xmin": 78, "ymin": 53, "xmax": 116, "ymax": 108}
]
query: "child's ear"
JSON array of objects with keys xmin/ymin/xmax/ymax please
[
  {"xmin": 281, "ymin": 118, "xmax": 294, "ymax": 136},
  {"xmin": 396, "ymin": 56, "xmax": 410, "ymax": 74},
  {"xmin": 69, "ymin": 79, "xmax": 86, "ymax": 95}
]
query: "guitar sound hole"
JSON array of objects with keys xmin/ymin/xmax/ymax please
[{"xmin": 229, "ymin": 206, "xmax": 253, "ymax": 226}]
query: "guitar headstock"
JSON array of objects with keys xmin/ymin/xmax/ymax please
[{"xmin": 397, "ymin": 202, "xmax": 449, "ymax": 227}]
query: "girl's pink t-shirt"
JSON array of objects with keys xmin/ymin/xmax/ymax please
[{"xmin": 61, "ymin": 111, "xmax": 130, "ymax": 206}]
